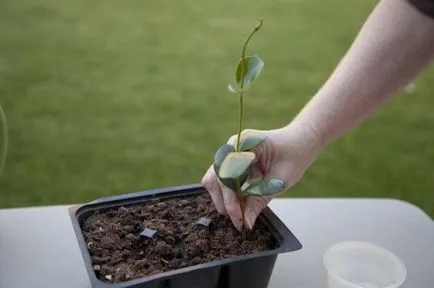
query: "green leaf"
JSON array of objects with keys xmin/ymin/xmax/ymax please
[
  {"xmin": 219, "ymin": 171, "xmax": 250, "ymax": 191},
  {"xmin": 242, "ymin": 179, "xmax": 286, "ymax": 196},
  {"xmin": 239, "ymin": 135, "xmax": 266, "ymax": 151},
  {"xmin": 228, "ymin": 84, "xmax": 241, "ymax": 93},
  {"xmin": 213, "ymin": 145, "xmax": 251, "ymax": 191},
  {"xmin": 218, "ymin": 151, "xmax": 255, "ymax": 179},
  {"xmin": 213, "ymin": 144, "xmax": 235, "ymax": 174},
  {"xmin": 235, "ymin": 55, "xmax": 264, "ymax": 88}
]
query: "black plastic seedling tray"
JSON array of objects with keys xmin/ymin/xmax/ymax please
[{"xmin": 69, "ymin": 183, "xmax": 302, "ymax": 288}]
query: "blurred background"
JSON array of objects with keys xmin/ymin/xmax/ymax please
[{"xmin": 0, "ymin": 0, "xmax": 433, "ymax": 217}]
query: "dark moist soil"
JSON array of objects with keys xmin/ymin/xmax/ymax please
[{"xmin": 81, "ymin": 192, "xmax": 278, "ymax": 283}]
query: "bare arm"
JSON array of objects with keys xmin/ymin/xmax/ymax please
[{"xmin": 287, "ymin": 0, "xmax": 434, "ymax": 150}]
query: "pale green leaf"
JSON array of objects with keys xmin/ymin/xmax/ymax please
[
  {"xmin": 242, "ymin": 179, "xmax": 286, "ymax": 196},
  {"xmin": 235, "ymin": 55, "xmax": 264, "ymax": 88},
  {"xmin": 218, "ymin": 152, "xmax": 255, "ymax": 179},
  {"xmin": 240, "ymin": 135, "xmax": 266, "ymax": 151},
  {"xmin": 219, "ymin": 171, "xmax": 250, "ymax": 191},
  {"xmin": 213, "ymin": 144, "xmax": 235, "ymax": 174},
  {"xmin": 213, "ymin": 145, "xmax": 251, "ymax": 191}
]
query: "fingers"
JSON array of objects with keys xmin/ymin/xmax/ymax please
[
  {"xmin": 220, "ymin": 183, "xmax": 244, "ymax": 231},
  {"xmin": 201, "ymin": 165, "xmax": 244, "ymax": 231},
  {"xmin": 243, "ymin": 195, "xmax": 273, "ymax": 230},
  {"xmin": 201, "ymin": 166, "xmax": 227, "ymax": 215},
  {"xmin": 202, "ymin": 128, "xmax": 271, "ymax": 231},
  {"xmin": 249, "ymin": 162, "xmax": 265, "ymax": 180}
]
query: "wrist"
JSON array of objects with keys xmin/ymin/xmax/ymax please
[{"xmin": 274, "ymin": 117, "xmax": 326, "ymax": 160}]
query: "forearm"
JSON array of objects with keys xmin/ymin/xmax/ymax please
[{"xmin": 289, "ymin": 0, "xmax": 434, "ymax": 150}]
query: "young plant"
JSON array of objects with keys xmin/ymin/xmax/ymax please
[{"xmin": 213, "ymin": 20, "xmax": 286, "ymax": 230}]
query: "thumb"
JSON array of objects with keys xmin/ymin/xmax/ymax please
[
  {"xmin": 241, "ymin": 137, "xmax": 281, "ymax": 230},
  {"xmin": 243, "ymin": 195, "xmax": 273, "ymax": 230},
  {"xmin": 242, "ymin": 156, "xmax": 305, "ymax": 230},
  {"xmin": 224, "ymin": 129, "xmax": 278, "ymax": 229},
  {"xmin": 242, "ymin": 166, "xmax": 287, "ymax": 230},
  {"xmin": 244, "ymin": 133, "xmax": 302, "ymax": 230}
]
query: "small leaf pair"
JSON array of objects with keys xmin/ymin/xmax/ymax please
[{"xmin": 228, "ymin": 55, "xmax": 264, "ymax": 93}]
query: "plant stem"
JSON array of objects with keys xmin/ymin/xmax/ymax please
[
  {"xmin": 235, "ymin": 177, "xmax": 245, "ymax": 222},
  {"xmin": 236, "ymin": 177, "xmax": 247, "ymax": 238},
  {"xmin": 234, "ymin": 20, "xmax": 263, "ymax": 232},
  {"xmin": 236, "ymin": 92, "xmax": 244, "ymax": 152},
  {"xmin": 235, "ymin": 58, "xmax": 244, "ymax": 229},
  {"xmin": 240, "ymin": 195, "xmax": 247, "ymax": 240},
  {"xmin": 235, "ymin": 19, "xmax": 263, "ymax": 151},
  {"xmin": 241, "ymin": 20, "xmax": 263, "ymax": 66},
  {"xmin": 0, "ymin": 103, "xmax": 7, "ymax": 179}
]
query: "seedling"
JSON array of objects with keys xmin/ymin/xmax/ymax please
[{"xmin": 213, "ymin": 20, "xmax": 286, "ymax": 230}]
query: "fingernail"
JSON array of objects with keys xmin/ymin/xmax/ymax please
[
  {"xmin": 218, "ymin": 207, "xmax": 227, "ymax": 216},
  {"xmin": 245, "ymin": 210, "xmax": 256, "ymax": 230},
  {"xmin": 232, "ymin": 216, "xmax": 243, "ymax": 231}
]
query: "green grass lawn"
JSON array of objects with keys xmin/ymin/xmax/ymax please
[{"xmin": 1, "ymin": 0, "xmax": 433, "ymax": 218}]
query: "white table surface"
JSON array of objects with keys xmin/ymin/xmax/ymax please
[{"xmin": 0, "ymin": 198, "xmax": 433, "ymax": 288}]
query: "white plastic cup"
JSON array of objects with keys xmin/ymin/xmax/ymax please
[{"xmin": 323, "ymin": 241, "xmax": 407, "ymax": 288}]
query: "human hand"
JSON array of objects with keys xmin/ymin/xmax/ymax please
[{"xmin": 201, "ymin": 126, "xmax": 322, "ymax": 231}]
